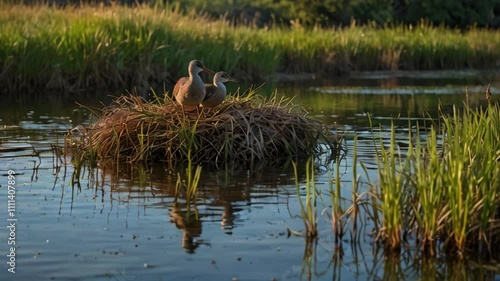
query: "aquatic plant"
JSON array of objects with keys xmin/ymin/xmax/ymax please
[
  {"xmin": 329, "ymin": 145, "xmax": 345, "ymax": 244},
  {"xmin": 437, "ymin": 101, "xmax": 500, "ymax": 256},
  {"xmin": 410, "ymin": 123, "xmax": 445, "ymax": 256},
  {"xmin": 328, "ymin": 87, "xmax": 500, "ymax": 258},
  {"xmin": 346, "ymin": 134, "xmax": 363, "ymax": 244},
  {"xmin": 292, "ymin": 157, "xmax": 318, "ymax": 239},
  {"xmin": 368, "ymin": 90, "xmax": 500, "ymax": 256},
  {"xmin": 372, "ymin": 120, "xmax": 411, "ymax": 252},
  {"xmin": 175, "ymin": 117, "xmax": 203, "ymax": 206}
]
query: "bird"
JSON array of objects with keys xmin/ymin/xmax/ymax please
[
  {"xmin": 173, "ymin": 60, "xmax": 214, "ymax": 109},
  {"xmin": 201, "ymin": 71, "xmax": 236, "ymax": 108}
]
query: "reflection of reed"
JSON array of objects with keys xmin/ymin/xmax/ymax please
[
  {"xmin": 297, "ymin": 236, "xmax": 345, "ymax": 281},
  {"xmin": 221, "ymin": 203, "xmax": 235, "ymax": 232},
  {"xmin": 169, "ymin": 203, "xmax": 206, "ymax": 254}
]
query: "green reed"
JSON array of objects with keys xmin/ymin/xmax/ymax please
[
  {"xmin": 438, "ymin": 102, "xmax": 500, "ymax": 255},
  {"xmin": 365, "ymin": 93, "xmax": 500, "ymax": 256},
  {"xmin": 293, "ymin": 157, "xmax": 318, "ymax": 239},
  {"xmin": 347, "ymin": 134, "xmax": 362, "ymax": 243},
  {"xmin": 200, "ymin": 91, "xmax": 500, "ymax": 269},
  {"xmin": 176, "ymin": 117, "xmax": 202, "ymax": 204},
  {"xmin": 373, "ymin": 120, "xmax": 411, "ymax": 252},
  {"xmin": 411, "ymin": 123, "xmax": 445, "ymax": 256},
  {"xmin": 329, "ymin": 145, "xmax": 344, "ymax": 243},
  {"xmin": 1, "ymin": 4, "xmax": 500, "ymax": 92}
]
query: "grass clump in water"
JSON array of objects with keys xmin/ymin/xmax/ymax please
[
  {"xmin": 312, "ymin": 87, "xmax": 500, "ymax": 259},
  {"xmin": 366, "ymin": 88, "xmax": 500, "ymax": 257},
  {"xmin": 292, "ymin": 157, "xmax": 318, "ymax": 240}
]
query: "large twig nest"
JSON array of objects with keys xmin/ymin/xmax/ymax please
[{"xmin": 73, "ymin": 92, "xmax": 339, "ymax": 169}]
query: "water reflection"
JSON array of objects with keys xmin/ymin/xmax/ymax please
[{"xmin": 169, "ymin": 202, "xmax": 205, "ymax": 254}]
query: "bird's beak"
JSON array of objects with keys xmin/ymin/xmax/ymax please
[
  {"xmin": 228, "ymin": 78, "xmax": 238, "ymax": 82},
  {"xmin": 203, "ymin": 68, "xmax": 215, "ymax": 74}
]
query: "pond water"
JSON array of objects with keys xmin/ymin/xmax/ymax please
[{"xmin": 1, "ymin": 70, "xmax": 499, "ymax": 280}]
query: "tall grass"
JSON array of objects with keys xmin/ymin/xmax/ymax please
[
  {"xmin": 329, "ymin": 144, "xmax": 345, "ymax": 244},
  {"xmin": 175, "ymin": 116, "xmax": 202, "ymax": 207},
  {"xmin": 411, "ymin": 124, "xmax": 445, "ymax": 256},
  {"xmin": 1, "ymin": 4, "xmax": 499, "ymax": 93},
  {"xmin": 314, "ymin": 90, "xmax": 499, "ymax": 258},
  {"xmin": 372, "ymin": 120, "xmax": 411, "ymax": 252},
  {"xmin": 293, "ymin": 157, "xmax": 318, "ymax": 239},
  {"xmin": 369, "ymin": 95, "xmax": 500, "ymax": 256},
  {"xmin": 438, "ymin": 102, "xmax": 500, "ymax": 255}
]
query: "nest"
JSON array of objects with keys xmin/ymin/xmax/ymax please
[{"xmin": 73, "ymin": 93, "xmax": 339, "ymax": 169}]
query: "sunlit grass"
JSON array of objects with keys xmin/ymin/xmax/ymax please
[
  {"xmin": 288, "ymin": 89, "xmax": 499, "ymax": 258},
  {"xmin": 1, "ymin": 4, "xmax": 499, "ymax": 92},
  {"xmin": 411, "ymin": 124, "xmax": 445, "ymax": 256},
  {"xmin": 329, "ymin": 146, "xmax": 345, "ymax": 244},
  {"xmin": 367, "ymin": 92, "xmax": 500, "ymax": 256},
  {"xmin": 437, "ymin": 101, "xmax": 500, "ymax": 256},
  {"xmin": 371, "ymin": 119, "xmax": 410, "ymax": 252},
  {"xmin": 175, "ymin": 117, "xmax": 202, "ymax": 207},
  {"xmin": 292, "ymin": 157, "xmax": 318, "ymax": 239}
]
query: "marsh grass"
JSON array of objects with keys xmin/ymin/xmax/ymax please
[
  {"xmin": 373, "ymin": 120, "xmax": 412, "ymax": 252},
  {"xmin": 437, "ymin": 101, "xmax": 500, "ymax": 256},
  {"xmin": 365, "ymin": 91, "xmax": 500, "ymax": 257},
  {"xmin": 293, "ymin": 157, "xmax": 318, "ymax": 239},
  {"xmin": 302, "ymin": 88, "xmax": 500, "ymax": 259},
  {"xmin": 174, "ymin": 117, "xmax": 203, "ymax": 208},
  {"xmin": 329, "ymin": 146, "xmax": 345, "ymax": 244},
  {"xmin": 411, "ymin": 123, "xmax": 445, "ymax": 256},
  {"xmin": 175, "ymin": 164, "xmax": 202, "ymax": 213},
  {"xmin": 1, "ymin": 4, "xmax": 500, "ymax": 93}
]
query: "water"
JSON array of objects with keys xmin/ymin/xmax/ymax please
[{"xmin": 1, "ymin": 70, "xmax": 499, "ymax": 280}]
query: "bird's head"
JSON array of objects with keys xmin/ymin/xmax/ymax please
[
  {"xmin": 214, "ymin": 71, "xmax": 237, "ymax": 83},
  {"xmin": 189, "ymin": 60, "xmax": 215, "ymax": 74}
]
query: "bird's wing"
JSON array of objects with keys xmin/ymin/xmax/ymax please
[
  {"xmin": 173, "ymin": 77, "xmax": 189, "ymax": 97},
  {"xmin": 203, "ymin": 83, "xmax": 216, "ymax": 101}
]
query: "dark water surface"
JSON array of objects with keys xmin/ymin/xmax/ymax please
[{"xmin": 1, "ymin": 70, "xmax": 499, "ymax": 280}]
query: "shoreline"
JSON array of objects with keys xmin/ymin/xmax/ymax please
[{"xmin": 1, "ymin": 4, "xmax": 499, "ymax": 94}]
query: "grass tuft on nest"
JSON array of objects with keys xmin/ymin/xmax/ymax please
[{"xmin": 69, "ymin": 90, "xmax": 339, "ymax": 170}]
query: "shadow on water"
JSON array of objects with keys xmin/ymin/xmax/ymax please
[{"xmin": 1, "ymin": 70, "xmax": 499, "ymax": 280}]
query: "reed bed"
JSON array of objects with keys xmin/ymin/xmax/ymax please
[
  {"xmin": 70, "ymin": 91, "xmax": 337, "ymax": 170},
  {"xmin": 367, "ymin": 92, "xmax": 500, "ymax": 257},
  {"xmin": 1, "ymin": 4, "xmax": 500, "ymax": 93},
  {"xmin": 289, "ymin": 89, "xmax": 499, "ymax": 260}
]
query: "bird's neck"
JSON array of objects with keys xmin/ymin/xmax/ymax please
[
  {"xmin": 190, "ymin": 72, "xmax": 205, "ymax": 89},
  {"xmin": 215, "ymin": 81, "xmax": 226, "ymax": 92},
  {"xmin": 190, "ymin": 71, "xmax": 202, "ymax": 81}
]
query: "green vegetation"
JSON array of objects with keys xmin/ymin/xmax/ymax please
[
  {"xmin": 372, "ymin": 120, "xmax": 410, "ymax": 252},
  {"xmin": 175, "ymin": 117, "xmax": 202, "ymax": 207},
  {"xmin": 14, "ymin": 0, "xmax": 498, "ymax": 28},
  {"xmin": 173, "ymin": 0, "xmax": 499, "ymax": 28},
  {"xmin": 1, "ymin": 4, "xmax": 499, "ymax": 93},
  {"xmin": 291, "ymin": 90, "xmax": 499, "ymax": 258},
  {"xmin": 293, "ymin": 157, "xmax": 318, "ymax": 239}
]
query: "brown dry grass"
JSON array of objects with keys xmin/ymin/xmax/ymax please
[{"xmin": 69, "ymin": 91, "xmax": 339, "ymax": 170}]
